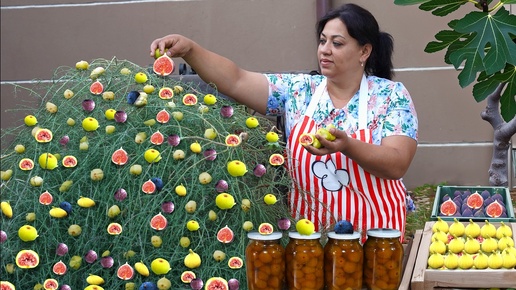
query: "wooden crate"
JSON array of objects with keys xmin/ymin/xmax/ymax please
[{"xmin": 409, "ymin": 221, "xmax": 516, "ymax": 290}]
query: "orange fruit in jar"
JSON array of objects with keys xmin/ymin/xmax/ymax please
[
  {"xmin": 268, "ymin": 276, "xmax": 281, "ymax": 288},
  {"xmin": 258, "ymin": 252, "xmax": 272, "ymax": 263},
  {"xmin": 343, "ymin": 261, "xmax": 357, "ymax": 273}
]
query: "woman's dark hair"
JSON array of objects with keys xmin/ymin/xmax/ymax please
[{"xmin": 316, "ymin": 3, "xmax": 394, "ymax": 80}]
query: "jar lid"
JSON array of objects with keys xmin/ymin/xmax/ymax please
[
  {"xmin": 366, "ymin": 228, "xmax": 401, "ymax": 238},
  {"xmin": 247, "ymin": 232, "xmax": 282, "ymax": 240},
  {"xmin": 288, "ymin": 232, "xmax": 321, "ymax": 239},
  {"xmin": 327, "ymin": 231, "xmax": 361, "ymax": 240}
]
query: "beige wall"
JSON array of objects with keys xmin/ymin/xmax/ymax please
[{"xmin": 1, "ymin": 0, "xmax": 514, "ymax": 189}]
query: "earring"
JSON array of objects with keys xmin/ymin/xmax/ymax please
[{"xmin": 360, "ymin": 62, "xmax": 364, "ymax": 67}]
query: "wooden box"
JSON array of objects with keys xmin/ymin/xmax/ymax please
[{"xmin": 408, "ymin": 221, "xmax": 516, "ymax": 290}]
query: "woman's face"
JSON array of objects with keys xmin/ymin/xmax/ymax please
[{"xmin": 318, "ymin": 18, "xmax": 366, "ymax": 79}]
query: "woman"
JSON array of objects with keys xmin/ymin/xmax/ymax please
[{"xmin": 150, "ymin": 3, "xmax": 418, "ymax": 241}]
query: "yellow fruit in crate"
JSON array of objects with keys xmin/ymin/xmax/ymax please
[
  {"xmin": 432, "ymin": 217, "xmax": 449, "ymax": 233},
  {"xmin": 464, "ymin": 219, "xmax": 481, "ymax": 238},
  {"xmin": 447, "ymin": 236, "xmax": 465, "ymax": 254},
  {"xmin": 443, "ymin": 252, "xmax": 459, "ymax": 269},
  {"xmin": 481, "ymin": 236, "xmax": 498, "ymax": 253},
  {"xmin": 480, "ymin": 220, "xmax": 497, "ymax": 238},
  {"xmin": 496, "ymin": 221, "xmax": 513, "ymax": 240},
  {"xmin": 498, "ymin": 235, "xmax": 514, "ymax": 250},
  {"xmin": 458, "ymin": 252, "xmax": 474, "ymax": 269},
  {"xmin": 487, "ymin": 251, "xmax": 503, "ymax": 269},
  {"xmin": 429, "ymin": 237, "xmax": 447, "ymax": 255},
  {"xmin": 427, "ymin": 252, "xmax": 444, "ymax": 269},
  {"xmin": 464, "ymin": 236, "xmax": 480, "ymax": 254},
  {"xmin": 448, "ymin": 218, "xmax": 465, "ymax": 237},
  {"xmin": 502, "ymin": 248, "xmax": 516, "ymax": 269},
  {"xmin": 473, "ymin": 250, "xmax": 489, "ymax": 269},
  {"xmin": 431, "ymin": 229, "xmax": 448, "ymax": 244}
]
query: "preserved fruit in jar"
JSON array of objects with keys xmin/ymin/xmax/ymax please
[
  {"xmin": 363, "ymin": 228, "xmax": 403, "ymax": 290},
  {"xmin": 286, "ymin": 232, "xmax": 324, "ymax": 290},
  {"xmin": 324, "ymin": 231, "xmax": 363, "ymax": 290},
  {"xmin": 245, "ymin": 232, "xmax": 285, "ymax": 289}
]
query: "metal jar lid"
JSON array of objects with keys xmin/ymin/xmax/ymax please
[
  {"xmin": 366, "ymin": 228, "xmax": 401, "ymax": 238},
  {"xmin": 247, "ymin": 232, "xmax": 282, "ymax": 241},
  {"xmin": 288, "ymin": 232, "xmax": 321, "ymax": 240},
  {"xmin": 327, "ymin": 231, "xmax": 361, "ymax": 240}
]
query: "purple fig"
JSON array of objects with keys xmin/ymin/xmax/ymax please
[
  {"xmin": 59, "ymin": 135, "xmax": 70, "ymax": 146},
  {"xmin": 203, "ymin": 148, "xmax": 217, "ymax": 161},
  {"xmin": 82, "ymin": 99, "xmax": 95, "ymax": 112},
  {"xmin": 215, "ymin": 179, "xmax": 229, "ymax": 193},
  {"xmin": 0, "ymin": 230, "xmax": 6, "ymax": 243},
  {"xmin": 114, "ymin": 188, "xmax": 127, "ymax": 201},
  {"xmin": 84, "ymin": 249, "xmax": 98, "ymax": 264},
  {"xmin": 278, "ymin": 217, "xmax": 292, "ymax": 230},
  {"xmin": 59, "ymin": 284, "xmax": 72, "ymax": 290},
  {"xmin": 167, "ymin": 134, "xmax": 181, "ymax": 147},
  {"xmin": 56, "ymin": 242, "xmax": 68, "ymax": 256},
  {"xmin": 253, "ymin": 164, "xmax": 267, "ymax": 177},
  {"xmin": 114, "ymin": 110, "xmax": 127, "ymax": 123},
  {"xmin": 220, "ymin": 105, "xmax": 234, "ymax": 118},
  {"xmin": 190, "ymin": 278, "xmax": 204, "ymax": 290},
  {"xmin": 100, "ymin": 256, "xmax": 114, "ymax": 268},
  {"xmin": 161, "ymin": 201, "xmax": 175, "ymax": 214},
  {"xmin": 228, "ymin": 278, "xmax": 240, "ymax": 290}
]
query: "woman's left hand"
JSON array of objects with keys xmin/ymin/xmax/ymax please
[{"xmin": 302, "ymin": 128, "xmax": 349, "ymax": 156}]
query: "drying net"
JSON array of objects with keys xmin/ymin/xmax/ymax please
[{"xmin": 0, "ymin": 57, "xmax": 294, "ymax": 289}]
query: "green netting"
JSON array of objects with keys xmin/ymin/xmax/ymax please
[{"xmin": 0, "ymin": 57, "xmax": 293, "ymax": 289}]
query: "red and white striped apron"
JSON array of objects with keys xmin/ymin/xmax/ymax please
[{"xmin": 287, "ymin": 75, "xmax": 406, "ymax": 242}]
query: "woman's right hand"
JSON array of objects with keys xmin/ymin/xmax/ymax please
[{"xmin": 149, "ymin": 34, "xmax": 193, "ymax": 59}]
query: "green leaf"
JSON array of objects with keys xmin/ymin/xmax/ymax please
[
  {"xmin": 501, "ymin": 0, "xmax": 516, "ymax": 4},
  {"xmin": 424, "ymin": 29, "xmax": 464, "ymax": 53},
  {"xmin": 448, "ymin": 8, "xmax": 516, "ymax": 87},
  {"xmin": 393, "ymin": 0, "xmax": 427, "ymax": 5},
  {"xmin": 420, "ymin": 0, "xmax": 467, "ymax": 16}
]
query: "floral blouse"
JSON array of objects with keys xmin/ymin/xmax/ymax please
[{"xmin": 264, "ymin": 73, "xmax": 418, "ymax": 145}]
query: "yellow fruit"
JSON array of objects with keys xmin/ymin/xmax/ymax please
[
  {"xmin": 86, "ymin": 274, "xmax": 105, "ymax": 285},
  {"xmin": 448, "ymin": 218, "xmax": 465, "ymax": 237},
  {"xmin": 204, "ymin": 94, "xmax": 217, "ymax": 105},
  {"xmin": 1, "ymin": 201, "xmax": 13, "ymax": 218},
  {"xmin": 63, "ymin": 89, "xmax": 74, "ymax": 99},
  {"xmin": 263, "ymin": 193, "xmax": 277, "ymax": 205},
  {"xmin": 204, "ymin": 128, "xmax": 217, "ymax": 139},
  {"xmin": 464, "ymin": 236, "xmax": 480, "ymax": 254},
  {"xmin": 134, "ymin": 132, "xmax": 147, "ymax": 144},
  {"xmin": 46, "ymin": 102, "xmax": 58, "ymax": 113},
  {"xmin": 25, "ymin": 212, "xmax": 36, "ymax": 222},
  {"xmin": 480, "ymin": 220, "xmax": 497, "ymax": 238},
  {"xmin": 179, "ymin": 236, "xmax": 191, "ymax": 248},
  {"xmin": 14, "ymin": 144, "xmax": 25, "ymax": 154},
  {"xmin": 487, "ymin": 251, "xmax": 503, "ymax": 269},
  {"xmin": 227, "ymin": 160, "xmax": 247, "ymax": 177},
  {"xmin": 69, "ymin": 255, "xmax": 82, "ymax": 270},
  {"xmin": 427, "ymin": 252, "xmax": 444, "ymax": 269},
  {"xmin": 143, "ymin": 84, "xmax": 155, "ymax": 94},
  {"xmin": 175, "ymin": 184, "xmax": 187, "ymax": 196},
  {"xmin": 18, "ymin": 225, "xmax": 38, "ymax": 242},
  {"xmin": 173, "ymin": 149, "xmax": 185, "ymax": 160},
  {"xmin": 105, "ymin": 109, "xmax": 116, "ymax": 120},
  {"xmin": 243, "ymin": 221, "xmax": 254, "ymax": 231},
  {"xmin": 38, "ymin": 153, "xmax": 58, "ymax": 170},
  {"xmin": 49, "ymin": 207, "xmax": 67, "ymax": 218},
  {"xmin": 184, "ymin": 249, "xmax": 201, "ymax": 269},
  {"xmin": 150, "ymin": 258, "xmax": 171, "ymax": 275},
  {"xmin": 24, "ymin": 115, "xmax": 38, "ymax": 126},
  {"xmin": 186, "ymin": 220, "xmax": 200, "ymax": 231},
  {"xmin": 130, "ymin": 164, "xmax": 143, "ymax": 175},
  {"xmin": 67, "ymin": 118, "xmax": 76, "ymax": 126},
  {"xmin": 151, "ymin": 235, "xmax": 163, "ymax": 248},
  {"xmin": 120, "ymin": 67, "xmax": 131, "ymax": 75},
  {"xmin": 124, "ymin": 250, "xmax": 136, "ymax": 259},
  {"xmin": 464, "ymin": 219, "xmax": 481, "ymax": 238},
  {"xmin": 30, "ymin": 176, "xmax": 43, "ymax": 187},
  {"xmin": 75, "ymin": 60, "xmax": 89, "ymax": 70},
  {"xmin": 481, "ymin": 236, "xmax": 498, "ymax": 253},
  {"xmin": 82, "ymin": 117, "xmax": 100, "ymax": 131},
  {"xmin": 134, "ymin": 261, "xmax": 150, "ymax": 277},
  {"xmin": 144, "ymin": 149, "xmax": 162, "ymax": 163},
  {"xmin": 134, "ymin": 72, "xmax": 148, "ymax": 84},
  {"xmin": 215, "ymin": 193, "xmax": 236, "ymax": 210},
  {"xmin": 107, "ymin": 205, "xmax": 121, "ymax": 218},
  {"xmin": 447, "ymin": 236, "xmax": 465, "ymax": 254},
  {"xmin": 265, "ymin": 131, "xmax": 279, "ymax": 143},
  {"xmin": 431, "ymin": 217, "xmax": 449, "ymax": 233},
  {"xmin": 173, "ymin": 85, "xmax": 184, "ymax": 94},
  {"xmin": 143, "ymin": 119, "xmax": 156, "ymax": 126},
  {"xmin": 496, "ymin": 221, "xmax": 513, "ymax": 240},
  {"xmin": 77, "ymin": 196, "xmax": 95, "ymax": 208},
  {"xmin": 102, "ymin": 91, "xmax": 115, "ymax": 101},
  {"xmin": 245, "ymin": 117, "xmax": 259, "ymax": 128},
  {"xmin": 68, "ymin": 224, "xmax": 82, "ymax": 237},
  {"xmin": 429, "ymin": 238, "xmax": 447, "ymax": 255},
  {"xmin": 208, "ymin": 210, "xmax": 217, "ymax": 221},
  {"xmin": 172, "ymin": 111, "xmax": 183, "ymax": 121},
  {"xmin": 1, "ymin": 170, "xmax": 13, "ymax": 181},
  {"xmin": 190, "ymin": 142, "xmax": 202, "ymax": 153},
  {"xmin": 241, "ymin": 199, "xmax": 251, "ymax": 212},
  {"xmin": 296, "ymin": 219, "xmax": 315, "ymax": 235},
  {"xmin": 198, "ymin": 172, "xmax": 212, "ymax": 184},
  {"xmin": 213, "ymin": 250, "xmax": 226, "ymax": 262},
  {"xmin": 157, "ymin": 277, "xmax": 172, "ymax": 290},
  {"xmin": 443, "ymin": 252, "xmax": 459, "ymax": 269},
  {"xmin": 473, "ymin": 251, "xmax": 489, "ymax": 269},
  {"xmin": 431, "ymin": 230, "xmax": 448, "ymax": 244},
  {"xmin": 184, "ymin": 200, "xmax": 197, "ymax": 213},
  {"xmin": 458, "ymin": 252, "xmax": 474, "ymax": 269}
]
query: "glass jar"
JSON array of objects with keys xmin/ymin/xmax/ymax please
[
  {"xmin": 286, "ymin": 232, "xmax": 324, "ymax": 290},
  {"xmin": 323, "ymin": 231, "xmax": 363, "ymax": 290},
  {"xmin": 245, "ymin": 232, "xmax": 285, "ymax": 290},
  {"xmin": 363, "ymin": 228, "xmax": 404, "ymax": 290}
]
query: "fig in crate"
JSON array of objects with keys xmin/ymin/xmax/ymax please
[{"xmin": 439, "ymin": 199, "xmax": 458, "ymax": 216}]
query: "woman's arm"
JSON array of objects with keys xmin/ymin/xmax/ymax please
[
  {"xmin": 150, "ymin": 34, "xmax": 270, "ymax": 114},
  {"xmin": 304, "ymin": 130, "xmax": 417, "ymax": 180}
]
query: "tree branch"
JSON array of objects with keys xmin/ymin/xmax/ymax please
[{"xmin": 480, "ymin": 83, "xmax": 505, "ymax": 129}]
